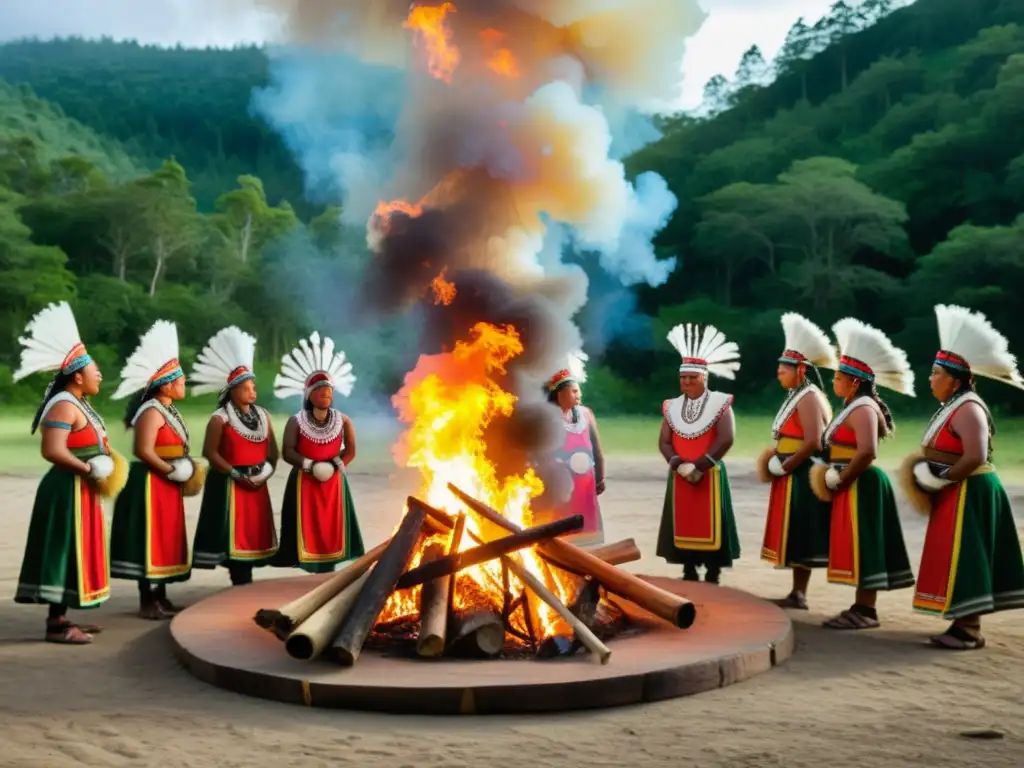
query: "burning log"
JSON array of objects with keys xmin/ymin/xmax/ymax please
[
  {"xmin": 410, "ymin": 498, "xmax": 611, "ymax": 664},
  {"xmin": 253, "ymin": 515, "xmax": 447, "ymax": 640},
  {"xmin": 448, "ymin": 483, "xmax": 697, "ymax": 629},
  {"xmin": 537, "ymin": 579, "xmax": 602, "ymax": 658},
  {"xmin": 415, "ymin": 542, "xmax": 448, "ymax": 658},
  {"xmin": 447, "ymin": 608, "xmax": 504, "ymax": 658},
  {"xmin": 394, "ymin": 514, "xmax": 584, "ymax": 590},
  {"xmin": 284, "ymin": 569, "xmax": 372, "ymax": 661},
  {"xmin": 254, "ymin": 539, "xmax": 390, "ymax": 640},
  {"xmin": 331, "ymin": 498, "xmax": 427, "ymax": 666}
]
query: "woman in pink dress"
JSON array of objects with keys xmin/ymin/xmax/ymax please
[{"xmin": 538, "ymin": 351, "xmax": 606, "ymax": 546}]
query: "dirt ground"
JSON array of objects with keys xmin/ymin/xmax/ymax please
[{"xmin": 1, "ymin": 458, "xmax": 1022, "ymax": 767}]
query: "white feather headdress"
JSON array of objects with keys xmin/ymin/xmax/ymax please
[
  {"xmin": 112, "ymin": 320, "xmax": 182, "ymax": 400},
  {"xmin": 14, "ymin": 301, "xmax": 91, "ymax": 381},
  {"xmin": 190, "ymin": 326, "xmax": 258, "ymax": 396},
  {"xmin": 779, "ymin": 313, "xmax": 838, "ymax": 370},
  {"xmin": 546, "ymin": 350, "xmax": 588, "ymax": 391},
  {"xmin": 935, "ymin": 304, "xmax": 1024, "ymax": 390},
  {"xmin": 566, "ymin": 350, "xmax": 588, "ymax": 384},
  {"xmin": 833, "ymin": 318, "xmax": 914, "ymax": 396},
  {"xmin": 273, "ymin": 331, "xmax": 356, "ymax": 400},
  {"xmin": 666, "ymin": 323, "xmax": 740, "ymax": 380}
]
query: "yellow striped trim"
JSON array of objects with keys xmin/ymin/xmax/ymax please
[
  {"xmin": 830, "ymin": 445, "xmax": 857, "ymax": 461},
  {"xmin": 776, "ymin": 437, "xmax": 802, "ymax": 453},
  {"xmin": 155, "ymin": 445, "xmax": 186, "ymax": 459},
  {"xmin": 673, "ymin": 465, "xmax": 723, "ymax": 551}
]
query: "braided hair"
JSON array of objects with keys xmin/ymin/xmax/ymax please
[{"xmin": 853, "ymin": 377, "xmax": 894, "ymax": 436}]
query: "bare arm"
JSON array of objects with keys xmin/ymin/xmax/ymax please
[
  {"xmin": 945, "ymin": 402, "xmax": 987, "ymax": 481},
  {"xmin": 39, "ymin": 401, "xmax": 92, "ymax": 476},
  {"xmin": 282, "ymin": 416, "xmax": 303, "ymax": 467},
  {"xmin": 134, "ymin": 408, "xmax": 174, "ymax": 475},
  {"xmin": 587, "ymin": 408, "xmax": 605, "ymax": 489},
  {"xmin": 266, "ymin": 414, "xmax": 280, "ymax": 468},
  {"xmin": 659, "ymin": 420, "xmax": 682, "ymax": 469},
  {"xmin": 695, "ymin": 406, "xmax": 735, "ymax": 472},
  {"xmin": 202, "ymin": 416, "xmax": 232, "ymax": 474},
  {"xmin": 340, "ymin": 415, "xmax": 356, "ymax": 466},
  {"xmin": 837, "ymin": 407, "xmax": 878, "ymax": 489},
  {"xmin": 783, "ymin": 394, "xmax": 826, "ymax": 472}
]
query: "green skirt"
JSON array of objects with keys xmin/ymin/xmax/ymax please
[
  {"xmin": 656, "ymin": 463, "xmax": 741, "ymax": 568},
  {"xmin": 761, "ymin": 458, "xmax": 831, "ymax": 569},
  {"xmin": 109, "ymin": 462, "xmax": 192, "ymax": 585},
  {"xmin": 913, "ymin": 471, "xmax": 1024, "ymax": 619},
  {"xmin": 827, "ymin": 465, "xmax": 915, "ymax": 591},
  {"xmin": 272, "ymin": 467, "xmax": 365, "ymax": 573},
  {"xmin": 15, "ymin": 466, "xmax": 110, "ymax": 610},
  {"xmin": 193, "ymin": 469, "xmax": 278, "ymax": 569}
]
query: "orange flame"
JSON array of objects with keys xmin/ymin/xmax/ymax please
[
  {"xmin": 480, "ymin": 28, "xmax": 519, "ymax": 78},
  {"xmin": 374, "ymin": 199, "xmax": 423, "ymax": 220},
  {"xmin": 403, "ymin": 3, "xmax": 460, "ymax": 83},
  {"xmin": 431, "ymin": 269, "xmax": 457, "ymax": 305},
  {"xmin": 379, "ymin": 323, "xmax": 573, "ymax": 640}
]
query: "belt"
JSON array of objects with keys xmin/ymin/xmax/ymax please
[
  {"xmin": 232, "ymin": 464, "xmax": 263, "ymax": 477},
  {"xmin": 924, "ymin": 460, "xmax": 994, "ymax": 477},
  {"xmin": 155, "ymin": 446, "xmax": 186, "ymax": 459},
  {"xmin": 776, "ymin": 437, "xmax": 802, "ymax": 454},
  {"xmin": 829, "ymin": 445, "xmax": 857, "ymax": 462}
]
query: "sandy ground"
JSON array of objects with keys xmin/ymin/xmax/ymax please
[{"xmin": 1, "ymin": 458, "xmax": 1022, "ymax": 768}]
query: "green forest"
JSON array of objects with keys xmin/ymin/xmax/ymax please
[{"xmin": 1, "ymin": 0, "xmax": 1023, "ymax": 415}]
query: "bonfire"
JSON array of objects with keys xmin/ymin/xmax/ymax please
[{"xmin": 252, "ymin": 0, "xmax": 700, "ymax": 664}]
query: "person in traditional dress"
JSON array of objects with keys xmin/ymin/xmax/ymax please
[
  {"xmin": 272, "ymin": 332, "xmax": 365, "ymax": 572},
  {"xmin": 109, "ymin": 320, "xmax": 203, "ymax": 619},
  {"xmin": 810, "ymin": 318, "xmax": 916, "ymax": 630},
  {"xmin": 191, "ymin": 326, "xmax": 279, "ymax": 585},
  {"xmin": 12, "ymin": 302, "xmax": 128, "ymax": 644},
  {"xmin": 758, "ymin": 313, "xmax": 837, "ymax": 610},
  {"xmin": 899, "ymin": 304, "xmax": 1024, "ymax": 650},
  {"xmin": 657, "ymin": 324, "xmax": 741, "ymax": 583},
  {"xmin": 538, "ymin": 350, "xmax": 606, "ymax": 546}
]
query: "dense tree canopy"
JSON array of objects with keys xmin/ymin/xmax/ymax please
[{"xmin": 0, "ymin": 0, "xmax": 1022, "ymax": 414}]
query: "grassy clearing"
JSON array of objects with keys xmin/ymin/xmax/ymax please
[{"xmin": 3, "ymin": 408, "xmax": 1024, "ymax": 482}]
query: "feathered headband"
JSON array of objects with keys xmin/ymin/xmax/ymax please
[
  {"xmin": 934, "ymin": 304, "xmax": 1024, "ymax": 390},
  {"xmin": 190, "ymin": 326, "xmax": 258, "ymax": 397},
  {"xmin": 546, "ymin": 350, "xmax": 588, "ymax": 392},
  {"xmin": 778, "ymin": 312, "xmax": 838, "ymax": 369},
  {"xmin": 832, "ymin": 317, "xmax": 914, "ymax": 396},
  {"xmin": 666, "ymin": 323, "xmax": 740, "ymax": 379},
  {"xmin": 112, "ymin": 320, "xmax": 183, "ymax": 400},
  {"xmin": 273, "ymin": 331, "xmax": 356, "ymax": 402},
  {"xmin": 13, "ymin": 301, "xmax": 92, "ymax": 382}
]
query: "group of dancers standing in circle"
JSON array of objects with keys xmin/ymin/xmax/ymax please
[
  {"xmin": 544, "ymin": 306, "xmax": 1024, "ymax": 652},
  {"xmin": 12, "ymin": 300, "xmax": 1024, "ymax": 653},
  {"xmin": 12, "ymin": 303, "xmax": 366, "ymax": 644}
]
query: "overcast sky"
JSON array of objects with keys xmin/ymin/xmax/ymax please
[{"xmin": 0, "ymin": 0, "xmax": 837, "ymax": 108}]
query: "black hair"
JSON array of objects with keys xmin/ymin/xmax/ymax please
[
  {"xmin": 31, "ymin": 371, "xmax": 73, "ymax": 434},
  {"xmin": 218, "ymin": 387, "xmax": 233, "ymax": 409},
  {"xmin": 123, "ymin": 385, "xmax": 159, "ymax": 428},
  {"xmin": 853, "ymin": 377, "xmax": 894, "ymax": 435},
  {"xmin": 545, "ymin": 378, "xmax": 577, "ymax": 405}
]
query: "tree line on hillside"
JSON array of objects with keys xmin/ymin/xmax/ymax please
[{"xmin": 0, "ymin": 0, "xmax": 1023, "ymax": 415}]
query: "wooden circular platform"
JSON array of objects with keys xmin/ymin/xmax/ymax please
[{"xmin": 170, "ymin": 574, "xmax": 793, "ymax": 714}]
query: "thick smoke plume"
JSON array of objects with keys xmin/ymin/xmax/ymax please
[{"xmin": 229, "ymin": 0, "xmax": 705, "ymax": 469}]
